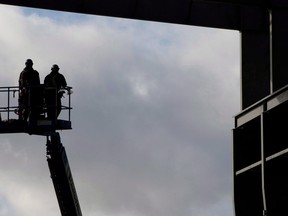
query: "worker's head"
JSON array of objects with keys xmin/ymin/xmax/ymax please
[
  {"xmin": 25, "ymin": 59, "xmax": 33, "ymax": 67},
  {"xmin": 51, "ymin": 64, "xmax": 59, "ymax": 72}
]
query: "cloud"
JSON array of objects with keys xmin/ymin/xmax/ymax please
[{"xmin": 0, "ymin": 4, "xmax": 240, "ymax": 216}]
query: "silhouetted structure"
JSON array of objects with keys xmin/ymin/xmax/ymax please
[
  {"xmin": 0, "ymin": 85, "xmax": 81, "ymax": 216},
  {"xmin": 1, "ymin": 1, "xmax": 288, "ymax": 215},
  {"xmin": 47, "ymin": 133, "xmax": 82, "ymax": 216}
]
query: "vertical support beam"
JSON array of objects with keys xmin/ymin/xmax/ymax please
[
  {"xmin": 241, "ymin": 6, "xmax": 270, "ymax": 109},
  {"xmin": 260, "ymin": 113, "xmax": 267, "ymax": 216}
]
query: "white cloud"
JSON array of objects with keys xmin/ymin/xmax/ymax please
[{"xmin": 0, "ymin": 4, "xmax": 240, "ymax": 216}]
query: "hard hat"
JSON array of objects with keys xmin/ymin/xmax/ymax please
[
  {"xmin": 52, "ymin": 64, "xmax": 59, "ymax": 70},
  {"xmin": 25, "ymin": 59, "xmax": 33, "ymax": 65}
]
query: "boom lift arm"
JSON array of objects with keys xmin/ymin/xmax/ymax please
[
  {"xmin": 0, "ymin": 85, "xmax": 82, "ymax": 215},
  {"xmin": 46, "ymin": 132, "xmax": 82, "ymax": 216}
]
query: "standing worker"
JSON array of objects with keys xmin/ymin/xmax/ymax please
[
  {"xmin": 18, "ymin": 59, "xmax": 41, "ymax": 121},
  {"xmin": 44, "ymin": 64, "xmax": 67, "ymax": 120}
]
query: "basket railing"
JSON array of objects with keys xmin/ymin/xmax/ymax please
[{"xmin": 0, "ymin": 85, "xmax": 72, "ymax": 122}]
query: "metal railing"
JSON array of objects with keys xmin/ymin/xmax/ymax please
[{"xmin": 0, "ymin": 85, "xmax": 72, "ymax": 122}]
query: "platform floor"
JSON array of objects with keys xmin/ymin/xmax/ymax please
[{"xmin": 0, "ymin": 119, "xmax": 71, "ymax": 135}]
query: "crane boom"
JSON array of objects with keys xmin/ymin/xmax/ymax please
[
  {"xmin": 46, "ymin": 132, "xmax": 82, "ymax": 216},
  {"xmin": 0, "ymin": 85, "xmax": 81, "ymax": 215}
]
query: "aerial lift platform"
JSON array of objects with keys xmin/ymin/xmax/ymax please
[
  {"xmin": 0, "ymin": 85, "xmax": 82, "ymax": 216},
  {"xmin": 0, "ymin": 86, "xmax": 72, "ymax": 134}
]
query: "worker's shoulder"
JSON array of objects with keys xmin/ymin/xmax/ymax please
[
  {"xmin": 57, "ymin": 73, "xmax": 66, "ymax": 81},
  {"xmin": 33, "ymin": 69, "xmax": 39, "ymax": 74}
]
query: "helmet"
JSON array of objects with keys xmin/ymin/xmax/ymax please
[
  {"xmin": 51, "ymin": 64, "xmax": 59, "ymax": 71},
  {"xmin": 25, "ymin": 59, "xmax": 33, "ymax": 66}
]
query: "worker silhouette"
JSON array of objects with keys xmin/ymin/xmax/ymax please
[
  {"xmin": 44, "ymin": 64, "xmax": 67, "ymax": 120},
  {"xmin": 18, "ymin": 59, "xmax": 41, "ymax": 121}
]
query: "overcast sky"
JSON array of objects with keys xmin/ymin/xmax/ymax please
[{"xmin": 0, "ymin": 4, "xmax": 240, "ymax": 216}]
